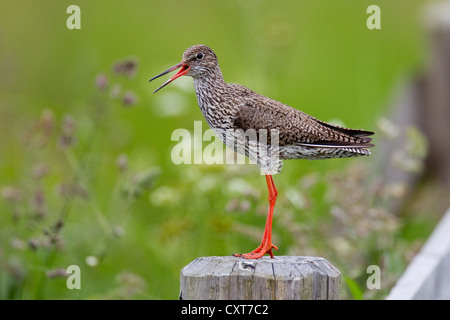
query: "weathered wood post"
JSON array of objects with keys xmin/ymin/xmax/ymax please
[
  {"xmin": 180, "ymin": 256, "xmax": 340, "ymax": 300},
  {"xmin": 420, "ymin": 1, "xmax": 450, "ymax": 187}
]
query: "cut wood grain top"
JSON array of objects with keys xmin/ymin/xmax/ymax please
[{"xmin": 180, "ymin": 256, "xmax": 340, "ymax": 300}]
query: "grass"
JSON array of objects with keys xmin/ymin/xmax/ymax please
[{"xmin": 0, "ymin": 0, "xmax": 444, "ymax": 300}]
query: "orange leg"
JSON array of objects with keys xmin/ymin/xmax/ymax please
[{"xmin": 234, "ymin": 175, "xmax": 279, "ymax": 259}]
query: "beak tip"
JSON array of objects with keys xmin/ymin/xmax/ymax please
[{"xmin": 149, "ymin": 62, "xmax": 187, "ymax": 94}]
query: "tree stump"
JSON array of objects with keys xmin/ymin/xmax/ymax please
[{"xmin": 179, "ymin": 256, "xmax": 340, "ymax": 300}]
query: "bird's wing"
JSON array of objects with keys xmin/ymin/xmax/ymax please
[{"xmin": 232, "ymin": 96, "xmax": 374, "ymax": 148}]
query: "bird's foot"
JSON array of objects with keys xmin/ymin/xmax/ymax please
[{"xmin": 233, "ymin": 243, "xmax": 278, "ymax": 259}]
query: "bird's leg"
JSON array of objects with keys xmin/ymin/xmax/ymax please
[{"xmin": 234, "ymin": 174, "xmax": 279, "ymax": 259}]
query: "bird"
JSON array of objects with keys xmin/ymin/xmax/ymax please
[{"xmin": 149, "ymin": 44, "xmax": 374, "ymax": 259}]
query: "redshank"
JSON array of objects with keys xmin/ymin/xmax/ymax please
[{"xmin": 149, "ymin": 45, "xmax": 374, "ymax": 259}]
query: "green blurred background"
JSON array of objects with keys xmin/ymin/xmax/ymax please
[{"xmin": 0, "ymin": 0, "xmax": 438, "ymax": 299}]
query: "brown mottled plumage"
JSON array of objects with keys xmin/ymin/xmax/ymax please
[{"xmin": 149, "ymin": 44, "xmax": 374, "ymax": 259}]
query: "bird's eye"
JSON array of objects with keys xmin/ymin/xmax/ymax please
[{"xmin": 196, "ymin": 52, "xmax": 204, "ymax": 60}]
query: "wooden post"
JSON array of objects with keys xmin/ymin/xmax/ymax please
[
  {"xmin": 179, "ymin": 256, "xmax": 340, "ymax": 300},
  {"xmin": 421, "ymin": 1, "xmax": 450, "ymax": 187}
]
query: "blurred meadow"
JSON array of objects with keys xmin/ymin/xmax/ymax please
[{"xmin": 0, "ymin": 0, "xmax": 447, "ymax": 299}]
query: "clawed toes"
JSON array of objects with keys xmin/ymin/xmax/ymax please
[{"xmin": 233, "ymin": 243, "xmax": 278, "ymax": 259}]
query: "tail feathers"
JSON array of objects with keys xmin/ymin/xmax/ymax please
[
  {"xmin": 293, "ymin": 141, "xmax": 373, "ymax": 158},
  {"xmin": 313, "ymin": 119, "xmax": 374, "ymax": 144},
  {"xmin": 296, "ymin": 141, "xmax": 374, "ymax": 149}
]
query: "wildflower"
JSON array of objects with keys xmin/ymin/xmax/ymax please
[
  {"xmin": 122, "ymin": 167, "xmax": 160, "ymax": 199},
  {"xmin": 56, "ymin": 183, "xmax": 89, "ymax": 200},
  {"xmin": 85, "ymin": 256, "xmax": 99, "ymax": 267},
  {"xmin": 113, "ymin": 59, "xmax": 138, "ymax": 78},
  {"xmin": 377, "ymin": 117, "xmax": 399, "ymax": 139},
  {"xmin": 10, "ymin": 237, "xmax": 25, "ymax": 250},
  {"xmin": 46, "ymin": 268, "xmax": 68, "ymax": 278},
  {"xmin": 31, "ymin": 189, "xmax": 47, "ymax": 219},
  {"xmin": 110, "ymin": 84, "xmax": 121, "ymax": 100},
  {"xmin": 59, "ymin": 114, "xmax": 77, "ymax": 148},
  {"xmin": 116, "ymin": 154, "xmax": 128, "ymax": 173},
  {"xmin": 95, "ymin": 73, "xmax": 108, "ymax": 91},
  {"xmin": 122, "ymin": 90, "xmax": 138, "ymax": 107},
  {"xmin": 28, "ymin": 238, "xmax": 39, "ymax": 250},
  {"xmin": 32, "ymin": 164, "xmax": 49, "ymax": 180},
  {"xmin": 149, "ymin": 186, "xmax": 180, "ymax": 206},
  {"xmin": 22, "ymin": 109, "xmax": 54, "ymax": 148},
  {"xmin": 1, "ymin": 186, "xmax": 23, "ymax": 203}
]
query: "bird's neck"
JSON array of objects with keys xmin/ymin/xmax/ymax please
[
  {"xmin": 192, "ymin": 68, "xmax": 227, "ymax": 109},
  {"xmin": 192, "ymin": 67, "xmax": 234, "ymax": 132}
]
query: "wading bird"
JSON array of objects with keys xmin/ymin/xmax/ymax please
[{"xmin": 149, "ymin": 45, "xmax": 374, "ymax": 259}]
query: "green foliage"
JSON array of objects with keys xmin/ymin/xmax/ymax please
[{"xmin": 345, "ymin": 276, "xmax": 364, "ymax": 300}]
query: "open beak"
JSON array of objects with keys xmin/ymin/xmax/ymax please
[{"xmin": 149, "ymin": 62, "xmax": 190, "ymax": 93}]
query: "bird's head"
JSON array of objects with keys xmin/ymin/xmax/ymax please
[{"xmin": 149, "ymin": 44, "xmax": 219, "ymax": 93}]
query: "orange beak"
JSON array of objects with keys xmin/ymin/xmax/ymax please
[{"xmin": 149, "ymin": 62, "xmax": 190, "ymax": 93}]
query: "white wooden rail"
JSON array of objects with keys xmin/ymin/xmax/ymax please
[{"xmin": 387, "ymin": 207, "xmax": 450, "ymax": 299}]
